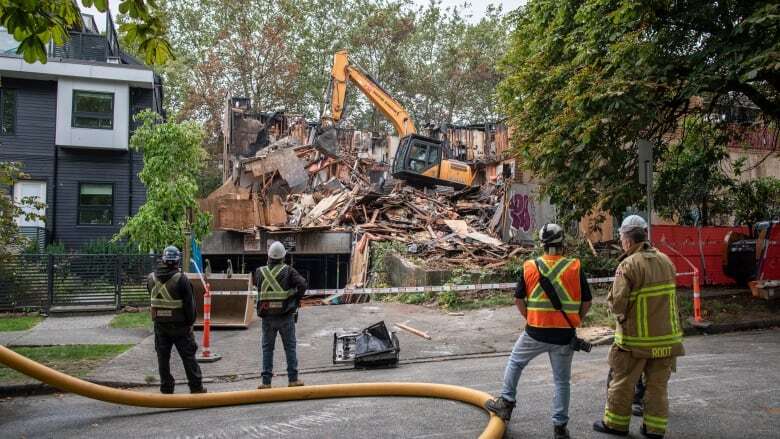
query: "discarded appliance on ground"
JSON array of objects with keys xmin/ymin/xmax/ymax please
[
  {"xmin": 186, "ymin": 272, "xmax": 256, "ymax": 328},
  {"xmin": 333, "ymin": 321, "xmax": 400, "ymax": 368}
]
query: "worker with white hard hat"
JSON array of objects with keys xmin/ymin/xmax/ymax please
[
  {"xmin": 594, "ymin": 215, "xmax": 684, "ymax": 438},
  {"xmin": 255, "ymin": 241, "xmax": 308, "ymax": 389},
  {"xmin": 485, "ymin": 223, "xmax": 593, "ymax": 439}
]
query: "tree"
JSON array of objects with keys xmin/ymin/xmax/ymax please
[
  {"xmin": 0, "ymin": 162, "xmax": 45, "ymax": 262},
  {"xmin": 115, "ymin": 111, "xmax": 210, "ymax": 252},
  {"xmin": 729, "ymin": 177, "xmax": 780, "ymax": 229},
  {"xmin": 499, "ymin": 0, "xmax": 780, "ymax": 223},
  {"xmin": 654, "ymin": 117, "xmax": 733, "ymax": 225},
  {"xmin": 0, "ymin": 0, "xmax": 172, "ymax": 64}
]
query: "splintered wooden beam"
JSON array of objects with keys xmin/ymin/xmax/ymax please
[{"xmin": 395, "ymin": 322, "xmax": 431, "ymax": 340}]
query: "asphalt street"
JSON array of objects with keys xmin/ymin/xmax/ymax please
[{"xmin": 1, "ymin": 329, "xmax": 778, "ymax": 439}]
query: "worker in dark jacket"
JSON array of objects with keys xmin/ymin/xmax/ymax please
[
  {"xmin": 147, "ymin": 245, "xmax": 206, "ymax": 394},
  {"xmin": 255, "ymin": 241, "xmax": 308, "ymax": 389}
]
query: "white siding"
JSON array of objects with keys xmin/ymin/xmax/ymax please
[{"xmin": 55, "ymin": 79, "xmax": 129, "ymax": 150}]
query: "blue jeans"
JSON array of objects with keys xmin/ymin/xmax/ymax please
[
  {"xmin": 499, "ymin": 331, "xmax": 574, "ymax": 426},
  {"xmin": 261, "ymin": 313, "xmax": 298, "ymax": 384}
]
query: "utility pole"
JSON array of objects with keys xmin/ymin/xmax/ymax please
[{"xmin": 637, "ymin": 139, "xmax": 653, "ymax": 242}]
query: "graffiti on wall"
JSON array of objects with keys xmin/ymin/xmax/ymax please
[
  {"xmin": 504, "ymin": 183, "xmax": 557, "ymax": 243},
  {"xmin": 509, "ymin": 193, "xmax": 535, "ymax": 233}
]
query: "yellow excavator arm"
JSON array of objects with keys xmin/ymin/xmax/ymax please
[
  {"xmin": 329, "ymin": 49, "xmax": 416, "ymax": 137},
  {"xmin": 315, "ymin": 49, "xmax": 476, "ymax": 188}
]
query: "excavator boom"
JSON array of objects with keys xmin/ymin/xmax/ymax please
[{"xmin": 315, "ymin": 49, "xmax": 475, "ymax": 188}]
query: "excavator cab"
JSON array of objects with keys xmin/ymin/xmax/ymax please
[{"xmin": 393, "ymin": 134, "xmax": 471, "ymax": 189}]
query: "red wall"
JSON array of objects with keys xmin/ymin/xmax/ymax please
[{"xmin": 652, "ymin": 225, "xmax": 748, "ymax": 287}]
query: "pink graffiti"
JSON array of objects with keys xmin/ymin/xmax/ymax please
[{"xmin": 510, "ymin": 193, "xmax": 535, "ymax": 232}]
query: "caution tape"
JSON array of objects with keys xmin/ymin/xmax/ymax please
[
  {"xmin": 208, "ymin": 291, "xmax": 257, "ymax": 297},
  {"xmin": 303, "ymin": 271, "xmax": 698, "ymax": 296}
]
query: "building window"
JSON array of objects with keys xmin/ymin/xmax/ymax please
[
  {"xmin": 78, "ymin": 183, "xmax": 113, "ymax": 225},
  {"xmin": 72, "ymin": 91, "xmax": 114, "ymax": 129},
  {"xmin": 0, "ymin": 88, "xmax": 16, "ymax": 135}
]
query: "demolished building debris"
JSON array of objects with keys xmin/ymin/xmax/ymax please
[{"xmin": 200, "ymin": 97, "xmax": 528, "ymax": 294}]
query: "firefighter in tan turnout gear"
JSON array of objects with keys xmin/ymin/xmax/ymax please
[
  {"xmin": 147, "ymin": 246, "xmax": 206, "ymax": 394},
  {"xmin": 593, "ymin": 215, "xmax": 684, "ymax": 439}
]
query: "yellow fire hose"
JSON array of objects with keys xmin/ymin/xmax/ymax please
[{"xmin": 0, "ymin": 345, "xmax": 505, "ymax": 438}]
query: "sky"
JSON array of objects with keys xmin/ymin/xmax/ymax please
[{"xmin": 80, "ymin": 0, "xmax": 527, "ymax": 32}]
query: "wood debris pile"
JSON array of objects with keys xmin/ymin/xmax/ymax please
[{"xmin": 201, "ymin": 139, "xmax": 530, "ymax": 285}]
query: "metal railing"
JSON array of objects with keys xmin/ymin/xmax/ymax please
[{"xmin": 0, "ymin": 254, "xmax": 158, "ymax": 312}]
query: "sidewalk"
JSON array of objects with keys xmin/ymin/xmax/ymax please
[
  {"xmin": 0, "ymin": 314, "xmax": 149, "ymax": 346},
  {"xmin": 88, "ymin": 303, "xmax": 529, "ymax": 384},
  {"xmin": 88, "ymin": 302, "xmax": 616, "ymax": 385}
]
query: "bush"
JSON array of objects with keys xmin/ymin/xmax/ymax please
[{"xmin": 79, "ymin": 239, "xmax": 140, "ymax": 255}]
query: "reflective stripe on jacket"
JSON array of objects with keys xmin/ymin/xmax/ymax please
[
  {"xmin": 523, "ymin": 256, "xmax": 583, "ymax": 328},
  {"xmin": 608, "ymin": 242, "xmax": 684, "ymax": 358},
  {"xmin": 148, "ymin": 272, "xmax": 185, "ymax": 323},
  {"xmin": 259, "ymin": 264, "xmax": 296, "ymax": 314}
]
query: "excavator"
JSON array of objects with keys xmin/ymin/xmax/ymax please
[{"xmin": 313, "ymin": 49, "xmax": 476, "ymax": 189}]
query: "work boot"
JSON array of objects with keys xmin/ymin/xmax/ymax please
[
  {"xmin": 288, "ymin": 380, "xmax": 305, "ymax": 387},
  {"xmin": 484, "ymin": 396, "xmax": 515, "ymax": 422},
  {"xmin": 593, "ymin": 420, "xmax": 628, "ymax": 436},
  {"xmin": 257, "ymin": 383, "xmax": 272, "ymax": 389},
  {"xmin": 160, "ymin": 388, "xmax": 174, "ymax": 395},
  {"xmin": 640, "ymin": 424, "xmax": 664, "ymax": 439},
  {"xmin": 190, "ymin": 387, "xmax": 208, "ymax": 394},
  {"xmin": 632, "ymin": 402, "xmax": 644, "ymax": 417},
  {"xmin": 554, "ymin": 424, "xmax": 570, "ymax": 439}
]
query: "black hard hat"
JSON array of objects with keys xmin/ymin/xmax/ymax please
[{"xmin": 161, "ymin": 246, "xmax": 181, "ymax": 263}]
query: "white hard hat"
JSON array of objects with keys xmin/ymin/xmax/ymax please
[
  {"xmin": 268, "ymin": 241, "xmax": 287, "ymax": 260},
  {"xmin": 539, "ymin": 223, "xmax": 564, "ymax": 245},
  {"xmin": 620, "ymin": 215, "xmax": 648, "ymax": 234}
]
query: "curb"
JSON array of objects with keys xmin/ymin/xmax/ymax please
[
  {"xmin": 0, "ymin": 379, "xmax": 148, "ymax": 398},
  {"xmin": 683, "ymin": 318, "xmax": 780, "ymax": 335}
]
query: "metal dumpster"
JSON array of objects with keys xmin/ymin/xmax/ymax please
[{"xmin": 186, "ymin": 273, "xmax": 256, "ymax": 328}]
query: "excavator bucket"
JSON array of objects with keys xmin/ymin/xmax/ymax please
[
  {"xmin": 186, "ymin": 273, "xmax": 256, "ymax": 329},
  {"xmin": 313, "ymin": 125, "xmax": 340, "ymax": 158}
]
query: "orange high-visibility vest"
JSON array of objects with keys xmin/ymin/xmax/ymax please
[{"xmin": 523, "ymin": 256, "xmax": 583, "ymax": 328}]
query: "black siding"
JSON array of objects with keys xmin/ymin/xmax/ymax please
[
  {"xmin": 0, "ymin": 78, "xmax": 157, "ymax": 250},
  {"xmin": 0, "ymin": 78, "xmax": 57, "ymax": 239}
]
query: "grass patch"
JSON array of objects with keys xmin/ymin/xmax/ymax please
[
  {"xmin": 677, "ymin": 292, "xmax": 777, "ymax": 325},
  {"xmin": 0, "ymin": 315, "xmax": 43, "ymax": 332},
  {"xmin": 0, "ymin": 344, "xmax": 133, "ymax": 384},
  {"xmin": 110, "ymin": 311, "xmax": 152, "ymax": 329},
  {"xmin": 582, "ymin": 302, "xmax": 613, "ymax": 327},
  {"xmin": 447, "ymin": 291, "xmax": 515, "ymax": 311}
]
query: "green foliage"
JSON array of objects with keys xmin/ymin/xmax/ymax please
[
  {"xmin": 0, "ymin": 1, "xmax": 172, "ymax": 64},
  {"xmin": 655, "ymin": 117, "xmax": 734, "ymax": 225},
  {"xmin": 115, "ymin": 111, "xmax": 211, "ymax": 253},
  {"xmin": 0, "ymin": 314, "xmax": 43, "ymax": 332},
  {"xmin": 0, "ymin": 344, "xmax": 133, "ymax": 383},
  {"xmin": 397, "ymin": 292, "xmax": 433, "ymax": 305},
  {"xmin": 729, "ymin": 177, "xmax": 780, "ymax": 227},
  {"xmin": 582, "ymin": 302, "xmax": 613, "ymax": 328},
  {"xmin": 566, "ymin": 239, "xmax": 619, "ymax": 278},
  {"xmin": 43, "ymin": 242, "xmax": 66, "ymax": 255},
  {"xmin": 79, "ymin": 239, "xmax": 140, "ymax": 255},
  {"xmin": 157, "ymin": 0, "xmax": 509, "ymax": 136},
  {"xmin": 367, "ymin": 240, "xmax": 407, "ymax": 287},
  {"xmin": 499, "ymin": 0, "xmax": 780, "ymax": 223},
  {"xmin": 0, "ymin": 162, "xmax": 45, "ymax": 262}
]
